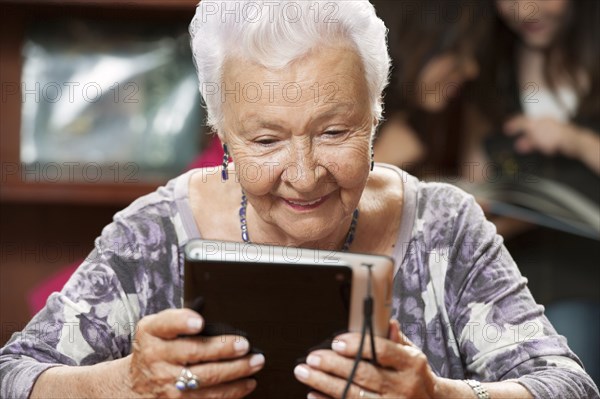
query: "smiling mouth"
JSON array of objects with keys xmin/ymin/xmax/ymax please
[{"xmin": 282, "ymin": 195, "xmax": 329, "ymax": 210}]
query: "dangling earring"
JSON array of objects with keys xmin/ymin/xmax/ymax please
[
  {"xmin": 370, "ymin": 142, "xmax": 375, "ymax": 171},
  {"xmin": 222, "ymin": 143, "xmax": 230, "ymax": 181}
]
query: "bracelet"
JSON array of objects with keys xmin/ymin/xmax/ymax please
[{"xmin": 463, "ymin": 379, "xmax": 490, "ymax": 399}]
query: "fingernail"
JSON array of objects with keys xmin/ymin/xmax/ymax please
[
  {"xmin": 306, "ymin": 354, "xmax": 321, "ymax": 367},
  {"xmin": 187, "ymin": 317, "xmax": 203, "ymax": 331},
  {"xmin": 307, "ymin": 393, "xmax": 319, "ymax": 399},
  {"xmin": 294, "ymin": 365, "xmax": 310, "ymax": 381},
  {"xmin": 332, "ymin": 340, "xmax": 347, "ymax": 352},
  {"xmin": 234, "ymin": 339, "xmax": 249, "ymax": 354},
  {"xmin": 245, "ymin": 379, "xmax": 257, "ymax": 390},
  {"xmin": 249, "ymin": 353, "xmax": 265, "ymax": 368}
]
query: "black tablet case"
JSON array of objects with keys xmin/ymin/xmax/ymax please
[{"xmin": 184, "ymin": 260, "xmax": 353, "ymax": 398}]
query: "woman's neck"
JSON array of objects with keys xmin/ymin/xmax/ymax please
[
  {"xmin": 517, "ymin": 42, "xmax": 587, "ymax": 92},
  {"xmin": 517, "ymin": 44, "xmax": 547, "ymax": 87}
]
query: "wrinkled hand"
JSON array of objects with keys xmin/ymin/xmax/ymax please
[
  {"xmin": 504, "ymin": 115, "xmax": 580, "ymax": 157},
  {"xmin": 129, "ymin": 308, "xmax": 264, "ymax": 398},
  {"xmin": 294, "ymin": 320, "xmax": 437, "ymax": 398}
]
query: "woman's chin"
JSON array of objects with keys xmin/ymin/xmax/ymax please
[{"xmin": 272, "ymin": 217, "xmax": 341, "ymax": 249}]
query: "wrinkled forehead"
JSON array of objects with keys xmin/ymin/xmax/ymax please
[{"xmin": 218, "ymin": 45, "xmax": 370, "ymax": 112}]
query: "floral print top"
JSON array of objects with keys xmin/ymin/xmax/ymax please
[{"xmin": 1, "ymin": 166, "xmax": 598, "ymax": 398}]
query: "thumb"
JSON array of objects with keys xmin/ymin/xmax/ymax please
[
  {"xmin": 504, "ymin": 114, "xmax": 528, "ymax": 136},
  {"xmin": 138, "ymin": 308, "xmax": 204, "ymax": 340},
  {"xmin": 514, "ymin": 136, "xmax": 534, "ymax": 154},
  {"xmin": 388, "ymin": 319, "xmax": 416, "ymax": 347}
]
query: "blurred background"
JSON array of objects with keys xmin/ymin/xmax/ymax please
[
  {"xmin": 0, "ymin": 0, "xmax": 210, "ymax": 347},
  {"xmin": 1, "ymin": 0, "xmax": 598, "ymax": 385}
]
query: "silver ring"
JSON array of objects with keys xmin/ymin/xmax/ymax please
[
  {"xmin": 175, "ymin": 367, "xmax": 200, "ymax": 391},
  {"xmin": 359, "ymin": 388, "xmax": 381, "ymax": 398}
]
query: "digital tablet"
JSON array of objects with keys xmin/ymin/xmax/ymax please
[{"xmin": 183, "ymin": 239, "xmax": 394, "ymax": 398}]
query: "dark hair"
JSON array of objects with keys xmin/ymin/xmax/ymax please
[
  {"xmin": 473, "ymin": 0, "xmax": 600, "ymax": 125},
  {"xmin": 371, "ymin": 0, "xmax": 490, "ymax": 175},
  {"xmin": 373, "ymin": 0, "xmax": 490, "ymax": 113}
]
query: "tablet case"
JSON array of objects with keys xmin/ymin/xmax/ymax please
[{"xmin": 184, "ymin": 259, "xmax": 352, "ymax": 398}]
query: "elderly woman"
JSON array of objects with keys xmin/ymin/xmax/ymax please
[{"xmin": 1, "ymin": 1, "xmax": 598, "ymax": 398}]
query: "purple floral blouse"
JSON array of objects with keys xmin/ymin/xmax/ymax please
[{"xmin": 1, "ymin": 167, "xmax": 598, "ymax": 398}]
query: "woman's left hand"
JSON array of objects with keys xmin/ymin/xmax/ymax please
[
  {"xmin": 294, "ymin": 320, "xmax": 438, "ymax": 398},
  {"xmin": 503, "ymin": 115, "xmax": 600, "ymax": 174},
  {"xmin": 503, "ymin": 115, "xmax": 579, "ymax": 157}
]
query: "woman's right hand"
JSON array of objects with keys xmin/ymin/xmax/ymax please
[{"xmin": 130, "ymin": 308, "xmax": 264, "ymax": 398}]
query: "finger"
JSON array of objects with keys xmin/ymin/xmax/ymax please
[
  {"xmin": 305, "ymin": 350, "xmax": 382, "ymax": 393},
  {"xmin": 332, "ymin": 333, "xmax": 426, "ymax": 370},
  {"xmin": 503, "ymin": 114, "xmax": 528, "ymax": 136},
  {"xmin": 514, "ymin": 136, "xmax": 534, "ymax": 154},
  {"xmin": 177, "ymin": 353, "xmax": 265, "ymax": 388},
  {"xmin": 332, "ymin": 333, "xmax": 393, "ymax": 361},
  {"xmin": 167, "ymin": 378, "xmax": 256, "ymax": 399},
  {"xmin": 294, "ymin": 364, "xmax": 368, "ymax": 399},
  {"xmin": 139, "ymin": 308, "xmax": 204, "ymax": 339},
  {"xmin": 388, "ymin": 319, "xmax": 402, "ymax": 343},
  {"xmin": 389, "ymin": 319, "xmax": 416, "ymax": 347},
  {"xmin": 307, "ymin": 391, "xmax": 333, "ymax": 399},
  {"xmin": 194, "ymin": 379, "xmax": 257, "ymax": 399},
  {"xmin": 164, "ymin": 335, "xmax": 251, "ymax": 364}
]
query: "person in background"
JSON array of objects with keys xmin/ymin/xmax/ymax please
[
  {"xmin": 464, "ymin": 0, "xmax": 600, "ymax": 384},
  {"xmin": 371, "ymin": 0, "xmax": 485, "ymax": 178}
]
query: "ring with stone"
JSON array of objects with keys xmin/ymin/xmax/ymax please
[{"xmin": 175, "ymin": 367, "xmax": 200, "ymax": 391}]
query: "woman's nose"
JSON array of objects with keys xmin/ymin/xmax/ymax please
[{"xmin": 282, "ymin": 144, "xmax": 321, "ymax": 192}]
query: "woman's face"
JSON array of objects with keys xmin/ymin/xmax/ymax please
[
  {"xmin": 220, "ymin": 46, "xmax": 373, "ymax": 246},
  {"xmin": 414, "ymin": 51, "xmax": 479, "ymax": 112},
  {"xmin": 415, "ymin": 50, "xmax": 479, "ymax": 112},
  {"xmin": 496, "ymin": 0, "xmax": 570, "ymax": 49}
]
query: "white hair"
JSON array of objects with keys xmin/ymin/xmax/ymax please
[{"xmin": 189, "ymin": 0, "xmax": 391, "ymax": 131}]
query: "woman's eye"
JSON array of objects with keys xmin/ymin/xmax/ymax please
[
  {"xmin": 255, "ymin": 138, "xmax": 278, "ymax": 145},
  {"xmin": 324, "ymin": 130, "xmax": 348, "ymax": 137}
]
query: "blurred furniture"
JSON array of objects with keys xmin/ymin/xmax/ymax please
[
  {"xmin": 0, "ymin": 0, "xmax": 199, "ymax": 346},
  {"xmin": 25, "ymin": 136, "xmax": 224, "ymax": 317}
]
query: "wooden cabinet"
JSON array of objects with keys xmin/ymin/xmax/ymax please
[{"xmin": 0, "ymin": 0, "xmax": 200, "ymax": 345}]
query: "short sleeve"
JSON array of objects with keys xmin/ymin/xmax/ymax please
[{"xmin": 0, "ymin": 187, "xmax": 185, "ymax": 398}]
